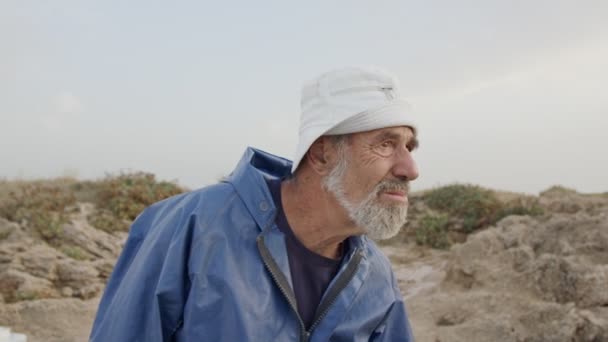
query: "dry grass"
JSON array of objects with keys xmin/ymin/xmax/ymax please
[
  {"xmin": 0, "ymin": 173, "xmax": 187, "ymax": 257},
  {"xmin": 0, "ymin": 180, "xmax": 77, "ymax": 242},
  {"xmin": 86, "ymin": 172, "xmax": 185, "ymax": 233}
]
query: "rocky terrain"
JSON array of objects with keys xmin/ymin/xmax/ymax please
[
  {"xmin": 0, "ymin": 176, "xmax": 606, "ymax": 341},
  {"xmin": 388, "ymin": 186, "xmax": 608, "ymax": 341},
  {"xmin": 387, "ymin": 191, "xmax": 608, "ymax": 341},
  {"xmin": 0, "ymin": 174, "xmax": 182, "ymax": 341}
]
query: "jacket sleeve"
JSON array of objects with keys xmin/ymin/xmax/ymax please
[
  {"xmin": 89, "ymin": 197, "xmax": 196, "ymax": 342},
  {"xmin": 370, "ymin": 267, "xmax": 415, "ymax": 342},
  {"xmin": 371, "ymin": 299, "xmax": 415, "ymax": 341}
]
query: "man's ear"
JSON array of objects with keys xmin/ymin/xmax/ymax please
[{"xmin": 305, "ymin": 137, "xmax": 334, "ymax": 175}]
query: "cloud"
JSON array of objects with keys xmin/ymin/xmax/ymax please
[
  {"xmin": 53, "ymin": 91, "xmax": 84, "ymax": 114},
  {"xmin": 410, "ymin": 35, "xmax": 608, "ymax": 106},
  {"xmin": 40, "ymin": 91, "xmax": 84, "ymax": 130}
]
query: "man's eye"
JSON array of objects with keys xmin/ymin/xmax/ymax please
[{"xmin": 373, "ymin": 140, "xmax": 396, "ymax": 156}]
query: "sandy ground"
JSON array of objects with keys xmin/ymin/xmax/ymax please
[{"xmin": 0, "ymin": 297, "xmax": 99, "ymax": 342}]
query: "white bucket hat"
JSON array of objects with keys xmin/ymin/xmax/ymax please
[{"xmin": 292, "ymin": 66, "xmax": 417, "ymax": 172}]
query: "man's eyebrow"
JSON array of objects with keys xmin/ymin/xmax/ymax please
[
  {"xmin": 372, "ymin": 131, "xmax": 419, "ymax": 150},
  {"xmin": 372, "ymin": 131, "xmax": 402, "ymax": 142}
]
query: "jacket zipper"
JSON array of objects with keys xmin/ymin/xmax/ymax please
[
  {"xmin": 257, "ymin": 234, "xmax": 364, "ymax": 342},
  {"xmin": 307, "ymin": 249, "xmax": 364, "ymax": 334},
  {"xmin": 257, "ymin": 235, "xmax": 308, "ymax": 341}
]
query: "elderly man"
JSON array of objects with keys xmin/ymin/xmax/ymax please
[{"xmin": 90, "ymin": 66, "xmax": 418, "ymax": 341}]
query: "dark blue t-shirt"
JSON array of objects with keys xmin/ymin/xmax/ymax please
[{"xmin": 266, "ymin": 178, "xmax": 343, "ymax": 329}]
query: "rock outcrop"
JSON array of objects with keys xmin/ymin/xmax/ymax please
[
  {"xmin": 397, "ymin": 189, "xmax": 608, "ymax": 341},
  {"xmin": 1, "ymin": 178, "xmax": 606, "ymax": 342}
]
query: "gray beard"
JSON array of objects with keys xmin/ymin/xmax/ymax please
[{"xmin": 323, "ymin": 149, "xmax": 409, "ymax": 240}]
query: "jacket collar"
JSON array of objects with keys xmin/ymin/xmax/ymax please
[
  {"xmin": 225, "ymin": 147, "xmax": 292, "ymax": 231},
  {"xmin": 225, "ymin": 147, "xmax": 366, "ymax": 256}
]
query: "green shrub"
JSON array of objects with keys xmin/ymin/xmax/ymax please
[
  {"xmin": 87, "ymin": 209, "xmax": 129, "ymax": 233},
  {"xmin": 493, "ymin": 201, "xmax": 544, "ymax": 223},
  {"xmin": 539, "ymin": 185, "xmax": 577, "ymax": 196},
  {"xmin": 70, "ymin": 180, "xmax": 101, "ymax": 203},
  {"xmin": 61, "ymin": 245, "xmax": 88, "ymax": 261},
  {"xmin": 15, "ymin": 290, "xmax": 39, "ymax": 301},
  {"xmin": 0, "ymin": 183, "xmax": 76, "ymax": 242},
  {"xmin": 415, "ymin": 213, "xmax": 450, "ymax": 249},
  {"xmin": 98, "ymin": 172, "xmax": 184, "ymax": 220},
  {"xmin": 87, "ymin": 172, "xmax": 185, "ymax": 232},
  {"xmin": 424, "ymin": 184, "xmax": 501, "ymax": 233}
]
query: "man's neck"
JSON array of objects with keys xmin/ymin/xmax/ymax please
[{"xmin": 280, "ymin": 178, "xmax": 361, "ymax": 260}]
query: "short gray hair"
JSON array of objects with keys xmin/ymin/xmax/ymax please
[{"xmin": 322, "ymin": 135, "xmax": 350, "ymax": 192}]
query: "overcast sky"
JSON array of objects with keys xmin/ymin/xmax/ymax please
[{"xmin": 2, "ymin": 1, "xmax": 607, "ymax": 194}]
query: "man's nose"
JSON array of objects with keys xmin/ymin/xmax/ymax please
[{"xmin": 392, "ymin": 148, "xmax": 419, "ymax": 181}]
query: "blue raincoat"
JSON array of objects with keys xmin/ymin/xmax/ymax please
[{"xmin": 90, "ymin": 147, "xmax": 414, "ymax": 341}]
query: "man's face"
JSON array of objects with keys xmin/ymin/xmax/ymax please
[{"xmin": 323, "ymin": 126, "xmax": 419, "ymax": 240}]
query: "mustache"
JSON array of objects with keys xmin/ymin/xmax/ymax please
[{"xmin": 374, "ymin": 179, "xmax": 410, "ymax": 194}]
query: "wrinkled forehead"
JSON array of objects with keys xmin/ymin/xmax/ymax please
[{"xmin": 350, "ymin": 125, "xmax": 416, "ymax": 142}]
